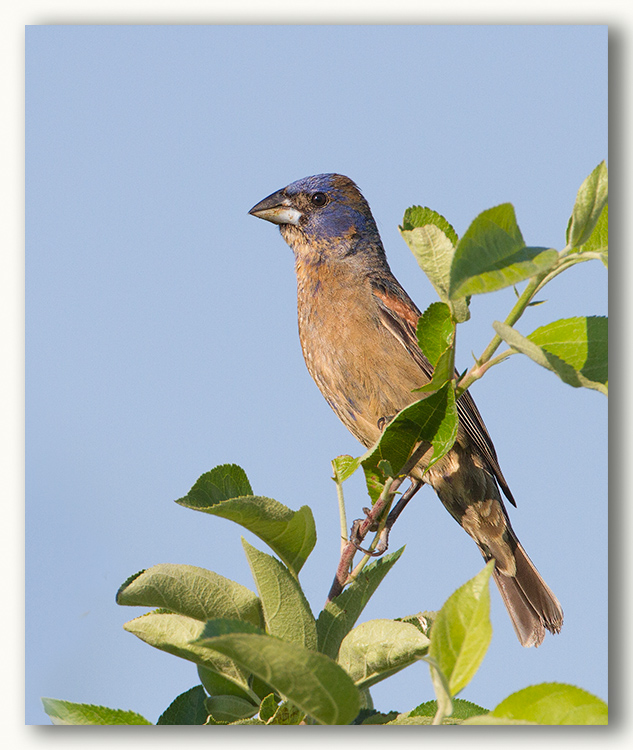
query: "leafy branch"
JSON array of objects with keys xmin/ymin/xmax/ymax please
[
  {"xmin": 325, "ymin": 161, "xmax": 607, "ymax": 595},
  {"xmin": 402, "ymin": 160, "xmax": 607, "ymax": 397},
  {"xmin": 41, "ymin": 163, "xmax": 607, "ymax": 725},
  {"xmin": 42, "ymin": 463, "xmax": 608, "ymax": 724}
]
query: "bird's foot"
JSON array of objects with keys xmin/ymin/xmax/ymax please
[
  {"xmin": 377, "ymin": 414, "xmax": 396, "ymax": 432},
  {"xmin": 349, "ymin": 511, "xmax": 391, "ymax": 557}
]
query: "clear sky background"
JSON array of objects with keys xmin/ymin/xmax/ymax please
[{"xmin": 25, "ymin": 24, "xmax": 608, "ymax": 725}]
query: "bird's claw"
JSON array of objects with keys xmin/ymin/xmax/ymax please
[{"xmin": 350, "ymin": 517, "xmax": 391, "ymax": 557}]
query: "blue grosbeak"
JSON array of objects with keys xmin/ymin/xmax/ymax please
[{"xmin": 249, "ymin": 173, "xmax": 563, "ymax": 647}]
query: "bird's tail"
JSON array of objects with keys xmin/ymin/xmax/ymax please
[
  {"xmin": 427, "ymin": 453, "xmax": 563, "ymax": 647},
  {"xmin": 490, "ymin": 538, "xmax": 563, "ymax": 648}
]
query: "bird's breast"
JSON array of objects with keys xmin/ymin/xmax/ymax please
[{"xmin": 295, "ymin": 259, "xmax": 427, "ymax": 447}]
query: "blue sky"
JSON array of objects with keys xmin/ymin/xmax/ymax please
[{"xmin": 25, "ymin": 24, "xmax": 607, "ymax": 724}]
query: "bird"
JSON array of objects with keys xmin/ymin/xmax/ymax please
[{"xmin": 248, "ymin": 173, "xmax": 563, "ymax": 647}]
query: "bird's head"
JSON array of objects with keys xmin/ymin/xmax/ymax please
[{"xmin": 248, "ymin": 173, "xmax": 384, "ymax": 263}]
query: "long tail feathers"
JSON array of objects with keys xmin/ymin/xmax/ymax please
[{"xmin": 491, "ymin": 541, "xmax": 563, "ymax": 647}]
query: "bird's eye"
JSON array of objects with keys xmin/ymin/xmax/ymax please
[{"xmin": 311, "ymin": 192, "xmax": 328, "ymax": 207}]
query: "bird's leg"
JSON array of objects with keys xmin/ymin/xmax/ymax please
[
  {"xmin": 383, "ymin": 478, "xmax": 424, "ymax": 536},
  {"xmin": 353, "ymin": 480, "xmax": 424, "ymax": 556},
  {"xmin": 349, "ymin": 412, "xmax": 406, "ymax": 557},
  {"xmin": 349, "ymin": 479, "xmax": 424, "ymax": 556},
  {"xmin": 349, "ymin": 512, "xmax": 383, "ymax": 556}
]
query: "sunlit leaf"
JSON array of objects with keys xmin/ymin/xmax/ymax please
[
  {"xmin": 362, "ymin": 383, "xmax": 458, "ymax": 481},
  {"xmin": 576, "ymin": 201, "xmax": 608, "ymax": 260},
  {"xmin": 177, "ymin": 466, "xmax": 316, "ymax": 575},
  {"xmin": 262, "ymin": 700, "xmax": 305, "ymax": 725},
  {"xmin": 337, "ymin": 619, "xmax": 429, "ymax": 690},
  {"xmin": 490, "ymin": 683, "xmax": 608, "ymax": 725},
  {"xmin": 566, "ymin": 161, "xmax": 608, "ymax": 248},
  {"xmin": 429, "ymin": 562, "xmax": 494, "ymax": 696},
  {"xmin": 450, "ymin": 203, "xmax": 557, "ymax": 298},
  {"xmin": 416, "ymin": 302, "xmax": 455, "ymax": 366},
  {"xmin": 493, "ymin": 318, "xmax": 607, "ymax": 395},
  {"xmin": 529, "ymin": 316, "xmax": 607, "ymax": 386},
  {"xmin": 331, "ymin": 454, "xmax": 360, "ymax": 483},
  {"xmin": 41, "ymin": 698, "xmax": 152, "ymax": 725},
  {"xmin": 400, "ymin": 207, "xmax": 470, "ymax": 321},
  {"xmin": 116, "ymin": 564, "xmax": 263, "ymax": 628}
]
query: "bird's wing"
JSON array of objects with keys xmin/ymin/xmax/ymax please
[{"xmin": 370, "ymin": 277, "xmax": 516, "ymax": 507}]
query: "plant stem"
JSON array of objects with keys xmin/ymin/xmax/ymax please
[
  {"xmin": 478, "ymin": 276, "xmax": 541, "ymax": 363},
  {"xmin": 332, "ymin": 462, "xmax": 349, "ymax": 554},
  {"xmin": 457, "ymin": 251, "xmax": 602, "ymax": 396},
  {"xmin": 325, "ymin": 441, "xmax": 432, "ymax": 604},
  {"xmin": 533, "ymin": 252, "xmax": 599, "ymax": 295},
  {"xmin": 346, "ymin": 481, "xmax": 397, "ymax": 583},
  {"xmin": 456, "ymin": 271, "xmax": 549, "ymax": 396},
  {"xmin": 326, "ymin": 476, "xmax": 398, "ymax": 603}
]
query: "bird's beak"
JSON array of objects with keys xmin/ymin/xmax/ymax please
[{"xmin": 248, "ymin": 189, "xmax": 302, "ymax": 226}]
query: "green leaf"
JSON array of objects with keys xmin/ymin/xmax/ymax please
[
  {"xmin": 412, "ymin": 346, "xmax": 454, "ymax": 394},
  {"xmin": 116, "ymin": 564, "xmax": 263, "ymax": 628},
  {"xmin": 490, "ymin": 683, "xmax": 608, "ymax": 725},
  {"xmin": 123, "ymin": 613, "xmax": 258, "ymax": 697},
  {"xmin": 317, "ymin": 547, "xmax": 405, "ymax": 659},
  {"xmin": 450, "ymin": 203, "xmax": 558, "ymax": 298},
  {"xmin": 331, "ymin": 454, "xmax": 359, "ymax": 483},
  {"xmin": 461, "ymin": 715, "xmax": 538, "ymax": 725},
  {"xmin": 413, "ymin": 303, "xmax": 456, "ymax": 396},
  {"xmin": 397, "ymin": 610, "xmax": 435, "ymax": 638},
  {"xmin": 241, "ymin": 539, "xmax": 317, "ymax": 650},
  {"xmin": 194, "ymin": 627, "xmax": 361, "ymax": 725},
  {"xmin": 566, "ymin": 161, "xmax": 608, "ymax": 248},
  {"xmin": 410, "ymin": 697, "xmax": 488, "ymax": 721},
  {"xmin": 205, "ymin": 695, "xmax": 259, "ymax": 723},
  {"xmin": 337, "ymin": 619, "xmax": 429, "ymax": 690},
  {"xmin": 264, "ymin": 700, "xmax": 306, "ymax": 725},
  {"xmin": 383, "ymin": 715, "xmax": 437, "ymax": 725},
  {"xmin": 184, "ymin": 463, "xmax": 254, "ymax": 502},
  {"xmin": 493, "ymin": 318, "xmax": 608, "ymax": 395},
  {"xmin": 377, "ymin": 459, "xmax": 395, "ymax": 478},
  {"xmin": 389, "ymin": 697, "xmax": 489, "ymax": 724},
  {"xmin": 258, "ymin": 693, "xmax": 279, "ymax": 723},
  {"xmin": 177, "ymin": 469, "xmax": 316, "ymax": 576},
  {"xmin": 333, "ymin": 379, "xmax": 459, "ymax": 486},
  {"xmin": 156, "ymin": 686, "xmax": 210, "ymax": 725},
  {"xmin": 359, "ymin": 709, "xmax": 399, "ymax": 724},
  {"xmin": 399, "ymin": 207, "xmax": 470, "ymax": 322},
  {"xmin": 361, "ymin": 383, "xmax": 458, "ymax": 484},
  {"xmin": 250, "ymin": 674, "xmax": 279, "ymax": 703},
  {"xmin": 576, "ymin": 201, "xmax": 608, "ymax": 260},
  {"xmin": 423, "ymin": 655, "xmax": 453, "ymax": 723},
  {"xmin": 41, "ymin": 698, "xmax": 152, "ymax": 725},
  {"xmin": 529, "ymin": 316, "xmax": 607, "ymax": 386},
  {"xmin": 258, "ymin": 693, "xmax": 306, "ymax": 724},
  {"xmin": 429, "ymin": 561, "xmax": 494, "ymax": 696},
  {"xmin": 197, "ymin": 664, "xmax": 255, "ymax": 701},
  {"xmin": 402, "ymin": 223, "xmax": 455, "ymax": 299},
  {"xmin": 401, "ymin": 205, "xmax": 459, "ymax": 244},
  {"xmin": 416, "ymin": 302, "xmax": 455, "ymax": 367}
]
